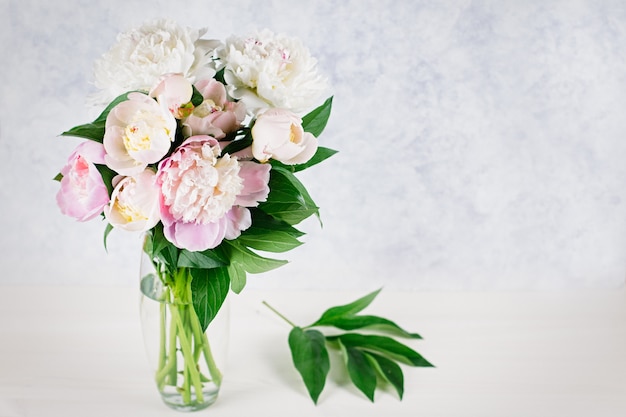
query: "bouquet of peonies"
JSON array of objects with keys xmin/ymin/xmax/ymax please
[{"xmin": 55, "ymin": 19, "xmax": 334, "ymax": 410}]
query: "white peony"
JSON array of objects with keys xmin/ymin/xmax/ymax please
[
  {"xmin": 218, "ymin": 29, "xmax": 328, "ymax": 114},
  {"xmin": 103, "ymin": 92, "xmax": 176, "ymax": 176},
  {"xmin": 104, "ymin": 169, "xmax": 161, "ymax": 232},
  {"xmin": 91, "ymin": 19, "xmax": 220, "ymax": 106}
]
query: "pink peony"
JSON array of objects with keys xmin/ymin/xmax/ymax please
[
  {"xmin": 56, "ymin": 141, "xmax": 110, "ymax": 221},
  {"xmin": 184, "ymin": 78, "xmax": 246, "ymax": 139},
  {"xmin": 156, "ymin": 135, "xmax": 270, "ymax": 251}
]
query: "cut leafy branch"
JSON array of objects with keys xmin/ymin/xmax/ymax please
[{"xmin": 263, "ymin": 289, "xmax": 434, "ymax": 404}]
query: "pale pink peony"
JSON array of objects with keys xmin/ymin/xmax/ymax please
[
  {"xmin": 103, "ymin": 169, "xmax": 161, "ymax": 232},
  {"xmin": 56, "ymin": 141, "xmax": 110, "ymax": 222},
  {"xmin": 184, "ymin": 78, "xmax": 246, "ymax": 138},
  {"xmin": 235, "ymin": 161, "xmax": 271, "ymax": 207},
  {"xmin": 103, "ymin": 92, "xmax": 177, "ymax": 176},
  {"xmin": 251, "ymin": 108, "xmax": 317, "ymax": 164},
  {"xmin": 149, "ymin": 73, "xmax": 194, "ymax": 119},
  {"xmin": 224, "ymin": 206, "xmax": 252, "ymax": 240},
  {"xmin": 156, "ymin": 135, "xmax": 270, "ymax": 251}
]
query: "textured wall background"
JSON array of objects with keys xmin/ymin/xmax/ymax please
[{"xmin": 1, "ymin": 0, "xmax": 626, "ymax": 290}]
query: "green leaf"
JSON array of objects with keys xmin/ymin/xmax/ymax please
[
  {"xmin": 249, "ymin": 208, "xmax": 305, "ymax": 238},
  {"xmin": 190, "ymin": 85, "xmax": 204, "ymax": 107},
  {"xmin": 316, "ymin": 315, "xmax": 422, "ymax": 339},
  {"xmin": 189, "ymin": 267, "xmax": 230, "ymax": 332},
  {"xmin": 146, "ymin": 225, "xmax": 179, "ymax": 275},
  {"xmin": 177, "ymin": 249, "xmax": 228, "ymax": 269},
  {"xmin": 334, "ymin": 333, "xmax": 434, "ymax": 367},
  {"xmin": 94, "ymin": 164, "xmax": 116, "ymax": 196},
  {"xmin": 258, "ymin": 166, "xmax": 319, "ymax": 225},
  {"xmin": 237, "ymin": 226, "xmax": 303, "ymax": 253},
  {"xmin": 227, "ymin": 262, "xmax": 247, "ymax": 294},
  {"xmin": 61, "ymin": 91, "xmax": 135, "ymax": 142},
  {"xmin": 292, "ymin": 146, "xmax": 338, "ymax": 172},
  {"xmin": 222, "ymin": 134, "xmax": 253, "ymax": 156},
  {"xmin": 147, "ymin": 224, "xmax": 171, "ymax": 257},
  {"xmin": 310, "ymin": 288, "xmax": 382, "ymax": 326},
  {"xmin": 339, "ymin": 342, "xmax": 377, "ymax": 402},
  {"xmin": 224, "ymin": 240, "xmax": 288, "ymax": 274},
  {"xmin": 103, "ymin": 223, "xmax": 114, "ymax": 252},
  {"xmin": 364, "ymin": 351, "xmax": 404, "ymax": 399},
  {"xmin": 302, "ymin": 96, "xmax": 333, "ymax": 137},
  {"xmin": 53, "ymin": 172, "xmax": 63, "ymax": 182},
  {"xmin": 288, "ymin": 327, "xmax": 330, "ymax": 404}
]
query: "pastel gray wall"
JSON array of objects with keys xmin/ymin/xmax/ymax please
[{"xmin": 2, "ymin": 0, "xmax": 626, "ymax": 290}]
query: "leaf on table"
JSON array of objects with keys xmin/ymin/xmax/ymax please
[
  {"xmin": 364, "ymin": 351, "xmax": 404, "ymax": 399},
  {"xmin": 310, "ymin": 288, "xmax": 382, "ymax": 326},
  {"xmin": 338, "ymin": 341, "xmax": 377, "ymax": 402},
  {"xmin": 288, "ymin": 327, "xmax": 330, "ymax": 404},
  {"xmin": 319, "ymin": 314, "xmax": 422, "ymax": 339},
  {"xmin": 334, "ymin": 333, "xmax": 434, "ymax": 367}
]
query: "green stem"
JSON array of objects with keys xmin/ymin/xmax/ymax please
[
  {"xmin": 166, "ymin": 306, "xmax": 178, "ymax": 386},
  {"xmin": 156, "ymin": 300, "xmax": 167, "ymax": 390},
  {"xmin": 171, "ymin": 303, "xmax": 205, "ymax": 403},
  {"xmin": 189, "ymin": 308, "xmax": 223, "ymax": 386},
  {"xmin": 262, "ymin": 300, "xmax": 298, "ymax": 328}
]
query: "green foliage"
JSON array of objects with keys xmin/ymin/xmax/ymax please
[
  {"xmin": 103, "ymin": 223, "xmax": 114, "ymax": 252},
  {"xmin": 266, "ymin": 289, "xmax": 434, "ymax": 404},
  {"xmin": 94, "ymin": 164, "xmax": 117, "ymax": 196},
  {"xmin": 177, "ymin": 248, "xmax": 228, "ymax": 269},
  {"xmin": 258, "ymin": 166, "xmax": 320, "ymax": 225},
  {"xmin": 223, "ymin": 240, "xmax": 288, "ymax": 274},
  {"xmin": 288, "ymin": 327, "xmax": 330, "ymax": 404},
  {"xmin": 221, "ymin": 133, "xmax": 253, "ymax": 155},
  {"xmin": 189, "ymin": 267, "xmax": 230, "ymax": 332},
  {"xmin": 292, "ymin": 146, "xmax": 338, "ymax": 173},
  {"xmin": 340, "ymin": 343, "xmax": 377, "ymax": 402},
  {"xmin": 302, "ymin": 96, "xmax": 333, "ymax": 137},
  {"xmin": 190, "ymin": 85, "xmax": 204, "ymax": 107}
]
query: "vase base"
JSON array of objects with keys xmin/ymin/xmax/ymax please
[{"xmin": 160, "ymin": 390, "xmax": 219, "ymax": 412}]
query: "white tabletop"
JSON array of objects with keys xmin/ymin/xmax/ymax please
[{"xmin": 1, "ymin": 286, "xmax": 625, "ymax": 417}]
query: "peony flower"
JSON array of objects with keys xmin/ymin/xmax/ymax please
[
  {"xmin": 103, "ymin": 92, "xmax": 177, "ymax": 176},
  {"xmin": 184, "ymin": 78, "xmax": 247, "ymax": 138},
  {"xmin": 157, "ymin": 136, "xmax": 244, "ymax": 251},
  {"xmin": 103, "ymin": 169, "xmax": 161, "ymax": 232},
  {"xmin": 224, "ymin": 206, "xmax": 252, "ymax": 240},
  {"xmin": 156, "ymin": 136, "xmax": 270, "ymax": 251},
  {"xmin": 149, "ymin": 73, "xmax": 194, "ymax": 119},
  {"xmin": 56, "ymin": 141, "xmax": 110, "ymax": 221},
  {"xmin": 235, "ymin": 161, "xmax": 271, "ymax": 207},
  {"xmin": 91, "ymin": 19, "xmax": 220, "ymax": 106},
  {"xmin": 218, "ymin": 29, "xmax": 328, "ymax": 114},
  {"xmin": 251, "ymin": 108, "xmax": 318, "ymax": 164}
]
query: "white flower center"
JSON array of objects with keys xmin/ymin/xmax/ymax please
[
  {"xmin": 114, "ymin": 179, "xmax": 149, "ymax": 223},
  {"xmin": 123, "ymin": 109, "xmax": 172, "ymax": 152}
]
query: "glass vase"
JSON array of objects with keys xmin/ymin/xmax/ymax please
[{"xmin": 139, "ymin": 249, "xmax": 230, "ymax": 412}]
